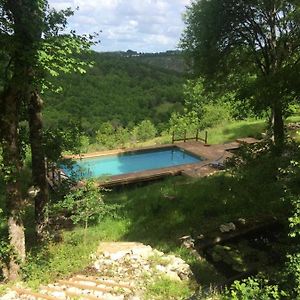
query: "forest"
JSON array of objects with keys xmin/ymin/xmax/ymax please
[
  {"xmin": 0, "ymin": 0, "xmax": 300, "ymax": 299},
  {"xmin": 43, "ymin": 51, "xmax": 186, "ymax": 133}
]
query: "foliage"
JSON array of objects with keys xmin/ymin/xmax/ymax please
[
  {"xmin": 285, "ymin": 251, "xmax": 300, "ymax": 297},
  {"xmin": 169, "ymin": 111, "xmax": 200, "ymax": 137},
  {"xmin": 183, "ymin": 79, "xmax": 206, "ymax": 118},
  {"xmin": 22, "ymin": 218, "xmax": 129, "ymax": 287},
  {"xmin": 132, "ymin": 120, "xmax": 157, "ymax": 142},
  {"xmin": 94, "ymin": 120, "xmax": 157, "ymax": 150},
  {"xmin": 95, "ymin": 122, "xmax": 117, "ymax": 149},
  {"xmin": 283, "ymin": 158, "xmax": 300, "ymax": 297},
  {"xmin": 54, "ymin": 180, "xmax": 111, "ymax": 230},
  {"xmin": 0, "ymin": 209, "xmax": 10, "ymax": 281},
  {"xmin": 200, "ymin": 102, "xmax": 232, "ymax": 129},
  {"xmin": 223, "ymin": 277, "xmax": 283, "ymax": 300},
  {"xmin": 43, "ymin": 123, "xmax": 82, "ymax": 163},
  {"xmin": 181, "ymin": 0, "xmax": 300, "ymax": 147},
  {"xmin": 43, "ymin": 51, "xmax": 185, "ymax": 135}
]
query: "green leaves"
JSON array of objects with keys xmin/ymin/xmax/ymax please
[
  {"xmin": 224, "ymin": 277, "xmax": 284, "ymax": 300},
  {"xmin": 53, "ymin": 180, "xmax": 116, "ymax": 229},
  {"xmin": 289, "ymin": 196, "xmax": 300, "ymax": 238}
]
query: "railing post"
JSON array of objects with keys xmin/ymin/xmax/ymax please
[
  {"xmin": 196, "ymin": 129, "xmax": 199, "ymax": 141},
  {"xmin": 172, "ymin": 131, "xmax": 175, "ymax": 144},
  {"xmin": 184, "ymin": 130, "xmax": 187, "ymax": 142},
  {"xmin": 205, "ymin": 131, "xmax": 208, "ymax": 144}
]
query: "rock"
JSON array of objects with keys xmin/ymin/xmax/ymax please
[
  {"xmin": 238, "ymin": 218, "xmax": 246, "ymax": 225},
  {"xmin": 152, "ymin": 249, "xmax": 164, "ymax": 256},
  {"xmin": 110, "ymin": 250, "xmax": 128, "ymax": 261},
  {"xmin": 219, "ymin": 222, "xmax": 236, "ymax": 233},
  {"xmin": 197, "ymin": 234, "xmax": 204, "ymax": 239},
  {"xmin": 3, "ymin": 243, "xmax": 193, "ymax": 300},
  {"xmin": 0, "ymin": 291, "xmax": 18, "ymax": 300},
  {"xmin": 179, "ymin": 235, "xmax": 195, "ymax": 249}
]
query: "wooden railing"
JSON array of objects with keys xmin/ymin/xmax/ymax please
[{"xmin": 172, "ymin": 129, "xmax": 208, "ymax": 144}]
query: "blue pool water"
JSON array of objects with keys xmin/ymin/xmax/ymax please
[{"xmin": 61, "ymin": 147, "xmax": 202, "ymax": 179}]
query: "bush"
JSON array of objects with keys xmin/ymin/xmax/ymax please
[
  {"xmin": 169, "ymin": 111, "xmax": 200, "ymax": 137},
  {"xmin": 201, "ymin": 102, "xmax": 232, "ymax": 129},
  {"xmin": 132, "ymin": 120, "xmax": 157, "ymax": 142},
  {"xmin": 223, "ymin": 277, "xmax": 284, "ymax": 300},
  {"xmin": 95, "ymin": 122, "xmax": 116, "ymax": 149},
  {"xmin": 52, "ymin": 180, "xmax": 117, "ymax": 243}
]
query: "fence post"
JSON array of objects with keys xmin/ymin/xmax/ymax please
[
  {"xmin": 196, "ymin": 129, "xmax": 199, "ymax": 141},
  {"xmin": 172, "ymin": 131, "xmax": 175, "ymax": 144},
  {"xmin": 184, "ymin": 130, "xmax": 187, "ymax": 142},
  {"xmin": 205, "ymin": 131, "xmax": 208, "ymax": 144}
]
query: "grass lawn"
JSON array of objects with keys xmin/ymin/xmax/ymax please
[
  {"xmin": 1, "ymin": 116, "xmax": 299, "ymax": 298},
  {"xmin": 21, "ymin": 162, "xmax": 287, "ymax": 291}
]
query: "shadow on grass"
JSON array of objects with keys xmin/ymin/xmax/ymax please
[
  {"xmin": 221, "ymin": 122, "xmax": 265, "ymax": 140},
  {"xmin": 18, "ymin": 150, "xmax": 289, "ymax": 287},
  {"xmin": 204, "ymin": 120, "xmax": 266, "ymax": 144},
  {"xmin": 106, "ymin": 162, "xmax": 286, "ymax": 285}
]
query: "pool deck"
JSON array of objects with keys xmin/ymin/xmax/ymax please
[{"xmin": 63, "ymin": 140, "xmax": 247, "ymax": 187}]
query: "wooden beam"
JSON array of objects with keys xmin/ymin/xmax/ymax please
[
  {"xmin": 42, "ymin": 286, "xmax": 106, "ymax": 300},
  {"xmin": 13, "ymin": 288, "xmax": 60, "ymax": 300},
  {"xmin": 58, "ymin": 280, "xmax": 113, "ymax": 293},
  {"xmin": 73, "ymin": 275, "xmax": 133, "ymax": 290}
]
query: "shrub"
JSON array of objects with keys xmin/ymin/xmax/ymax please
[
  {"xmin": 95, "ymin": 122, "xmax": 116, "ymax": 149},
  {"xmin": 201, "ymin": 102, "xmax": 232, "ymax": 129},
  {"xmin": 223, "ymin": 277, "xmax": 284, "ymax": 300},
  {"xmin": 53, "ymin": 180, "xmax": 117, "ymax": 243},
  {"xmin": 132, "ymin": 120, "xmax": 157, "ymax": 142},
  {"xmin": 169, "ymin": 111, "xmax": 200, "ymax": 137}
]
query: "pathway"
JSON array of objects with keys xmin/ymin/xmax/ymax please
[{"xmin": 3, "ymin": 242, "xmax": 192, "ymax": 300}]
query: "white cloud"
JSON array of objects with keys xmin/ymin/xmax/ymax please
[{"xmin": 48, "ymin": 0, "xmax": 192, "ymax": 52}]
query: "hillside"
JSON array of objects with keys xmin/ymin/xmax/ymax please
[{"xmin": 43, "ymin": 51, "xmax": 186, "ymax": 134}]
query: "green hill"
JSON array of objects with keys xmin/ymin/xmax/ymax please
[{"xmin": 44, "ymin": 51, "xmax": 186, "ymax": 134}]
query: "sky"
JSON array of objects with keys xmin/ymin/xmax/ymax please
[{"xmin": 48, "ymin": 0, "xmax": 191, "ymax": 53}]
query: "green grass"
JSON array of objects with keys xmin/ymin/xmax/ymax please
[
  {"xmin": 22, "ymin": 218, "xmax": 129, "ymax": 288},
  {"xmin": 20, "ymin": 163, "xmax": 286, "ymax": 289},
  {"xmin": 201, "ymin": 119, "xmax": 266, "ymax": 144},
  {"xmin": 82, "ymin": 115, "xmax": 300, "ymax": 154},
  {"xmin": 144, "ymin": 275, "xmax": 192, "ymax": 300},
  {"xmin": 3, "ymin": 116, "xmax": 300, "ymax": 297}
]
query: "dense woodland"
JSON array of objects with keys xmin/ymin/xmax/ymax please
[
  {"xmin": 43, "ymin": 51, "xmax": 186, "ymax": 133},
  {"xmin": 1, "ymin": 0, "xmax": 300, "ymax": 299}
]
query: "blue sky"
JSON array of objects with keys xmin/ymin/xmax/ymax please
[{"xmin": 48, "ymin": 0, "xmax": 191, "ymax": 53}]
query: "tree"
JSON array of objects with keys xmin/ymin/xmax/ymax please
[
  {"xmin": 0, "ymin": 0, "xmax": 96, "ymax": 278},
  {"xmin": 181, "ymin": 0, "xmax": 300, "ymax": 150},
  {"xmin": 0, "ymin": 0, "xmax": 43, "ymax": 279},
  {"xmin": 55, "ymin": 180, "xmax": 107, "ymax": 245}
]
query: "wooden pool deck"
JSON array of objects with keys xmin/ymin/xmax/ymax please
[
  {"xmin": 79, "ymin": 141, "xmax": 241, "ymax": 187},
  {"xmin": 57, "ymin": 139, "xmax": 258, "ymax": 188}
]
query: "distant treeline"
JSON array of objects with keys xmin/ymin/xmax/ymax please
[{"xmin": 43, "ymin": 51, "xmax": 186, "ymax": 136}]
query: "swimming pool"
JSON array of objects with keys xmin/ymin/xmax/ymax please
[{"xmin": 61, "ymin": 147, "xmax": 202, "ymax": 179}]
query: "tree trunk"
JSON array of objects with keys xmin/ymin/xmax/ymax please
[
  {"xmin": 0, "ymin": 88, "xmax": 26, "ymax": 280},
  {"xmin": 272, "ymin": 99, "xmax": 285, "ymax": 153},
  {"xmin": 28, "ymin": 91, "xmax": 49, "ymax": 241}
]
